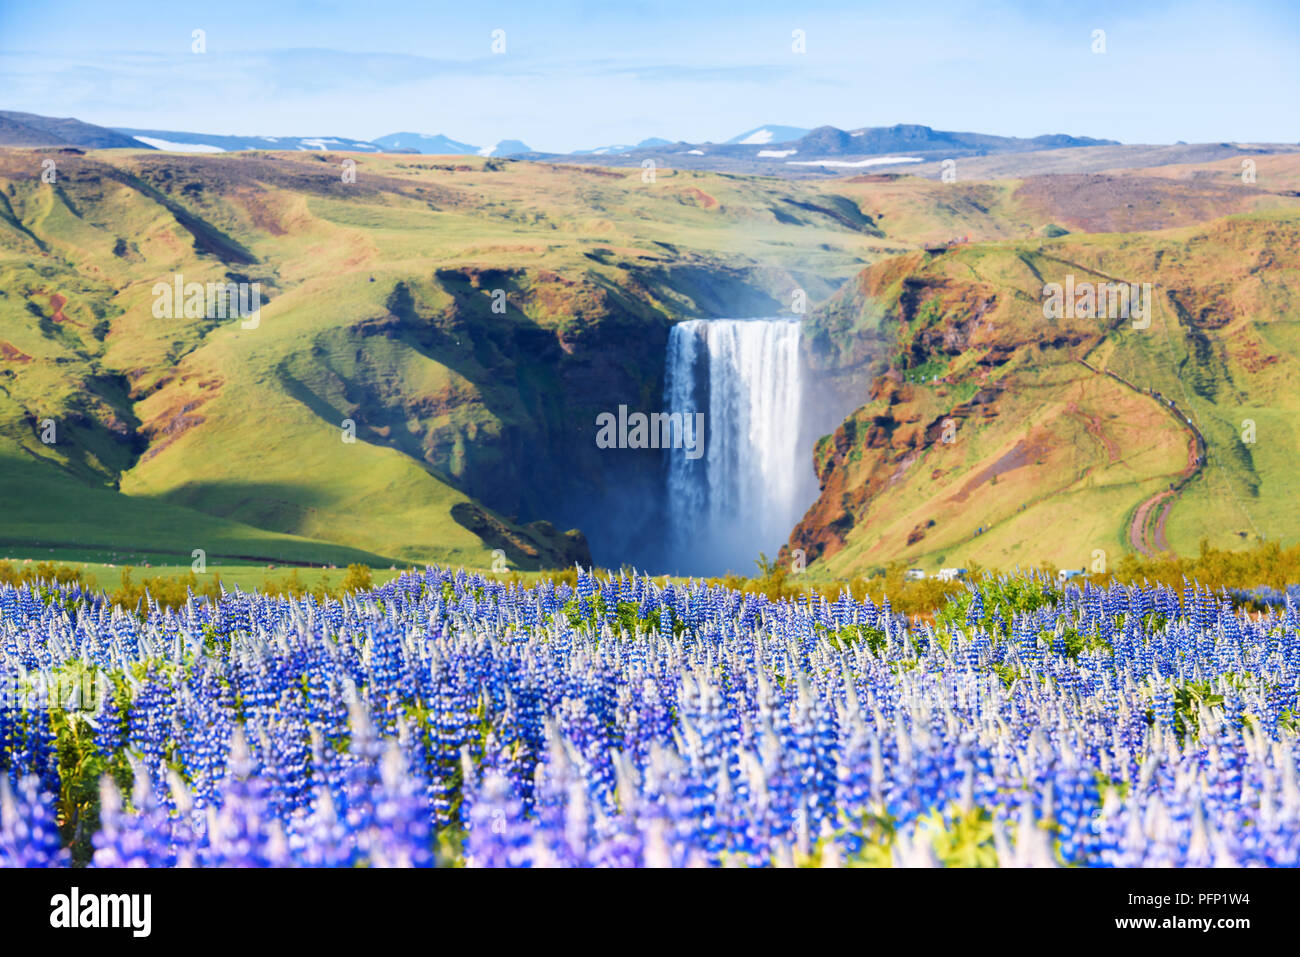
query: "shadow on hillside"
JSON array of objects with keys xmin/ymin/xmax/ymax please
[
  {"xmin": 0, "ymin": 456, "xmax": 393, "ymax": 567},
  {"xmin": 272, "ymin": 274, "xmax": 675, "ymax": 569},
  {"xmin": 152, "ymin": 477, "xmax": 342, "ymax": 541}
]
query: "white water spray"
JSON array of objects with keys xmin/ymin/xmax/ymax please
[{"xmin": 664, "ymin": 318, "xmax": 812, "ymax": 575}]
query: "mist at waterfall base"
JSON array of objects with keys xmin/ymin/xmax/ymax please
[{"xmin": 660, "ymin": 317, "xmax": 819, "ymax": 577}]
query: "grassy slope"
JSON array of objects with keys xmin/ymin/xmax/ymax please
[
  {"xmin": 3, "ymin": 148, "xmax": 1297, "ymax": 573},
  {"xmin": 0, "ymin": 150, "xmax": 895, "ymax": 567},
  {"xmin": 792, "ymin": 185, "xmax": 1300, "ymax": 574},
  {"xmin": 1079, "ymin": 212, "xmax": 1300, "ymax": 553},
  {"xmin": 0, "ymin": 438, "xmax": 392, "ymax": 566}
]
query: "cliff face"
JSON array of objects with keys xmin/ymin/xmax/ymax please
[
  {"xmin": 324, "ymin": 265, "xmax": 677, "ymax": 566},
  {"xmin": 792, "ymin": 256, "xmax": 1019, "ymax": 567}
]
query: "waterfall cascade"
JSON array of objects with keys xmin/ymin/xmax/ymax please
[{"xmin": 664, "ymin": 317, "xmax": 812, "ymax": 575}]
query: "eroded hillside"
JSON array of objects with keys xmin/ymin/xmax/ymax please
[
  {"xmin": 0, "ymin": 148, "xmax": 897, "ymax": 568},
  {"xmin": 790, "ymin": 174, "xmax": 1300, "ymax": 574},
  {"xmin": 2, "ymin": 145, "xmax": 1297, "ymax": 571}
]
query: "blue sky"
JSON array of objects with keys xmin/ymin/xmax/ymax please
[{"xmin": 1, "ymin": 0, "xmax": 1297, "ymax": 152}]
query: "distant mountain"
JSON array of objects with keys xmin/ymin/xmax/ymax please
[
  {"xmin": 539, "ymin": 123, "xmax": 1124, "ymax": 177},
  {"xmin": 725, "ymin": 125, "xmax": 811, "ymax": 146},
  {"xmin": 0, "ymin": 111, "xmax": 145, "ymax": 149},
  {"xmin": 822, "ymin": 123, "xmax": 1118, "ymax": 155},
  {"xmin": 114, "ymin": 128, "xmax": 384, "ymax": 153},
  {"xmin": 570, "ymin": 144, "xmax": 635, "ymax": 156},
  {"xmin": 572, "ymin": 137, "xmax": 674, "ymax": 156},
  {"xmin": 478, "ymin": 140, "xmax": 532, "ymax": 157},
  {"xmin": 0, "ymin": 112, "xmax": 530, "ymax": 159},
  {"xmin": 372, "ymin": 132, "xmax": 479, "ymax": 154},
  {"xmin": 0, "ymin": 112, "xmax": 1128, "ymax": 178}
]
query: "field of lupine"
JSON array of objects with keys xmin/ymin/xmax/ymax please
[{"xmin": 1, "ymin": 567, "xmax": 1298, "ymax": 867}]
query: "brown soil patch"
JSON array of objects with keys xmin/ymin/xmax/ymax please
[
  {"xmin": 844, "ymin": 174, "xmax": 901, "ymax": 184},
  {"xmin": 681, "ymin": 186, "xmax": 718, "ymax": 209},
  {"xmin": 139, "ymin": 399, "xmax": 207, "ymax": 461},
  {"xmin": 1013, "ymin": 173, "xmax": 1255, "ymax": 233},
  {"xmin": 28, "ymin": 288, "xmax": 83, "ymax": 326},
  {"xmin": 1226, "ymin": 326, "xmax": 1281, "ymax": 374},
  {"xmin": 138, "ymin": 379, "xmax": 223, "ymax": 461},
  {"xmin": 237, "ymin": 188, "xmax": 287, "ymax": 236},
  {"xmin": 1067, "ymin": 401, "xmax": 1120, "ymax": 462},
  {"xmin": 947, "ymin": 434, "xmax": 1043, "ymax": 504},
  {"xmin": 0, "ymin": 341, "xmax": 33, "ymax": 362}
]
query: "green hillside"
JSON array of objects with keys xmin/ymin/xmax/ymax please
[
  {"xmin": 3, "ymin": 146, "xmax": 1298, "ymax": 573},
  {"xmin": 792, "ymin": 196, "xmax": 1300, "ymax": 574},
  {"xmin": 0, "ymin": 148, "xmax": 893, "ymax": 568}
]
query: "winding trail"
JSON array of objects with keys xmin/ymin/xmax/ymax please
[{"xmin": 1075, "ymin": 357, "xmax": 1206, "ymax": 556}]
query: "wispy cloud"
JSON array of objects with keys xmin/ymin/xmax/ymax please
[{"xmin": 1, "ymin": 0, "xmax": 1298, "ymax": 151}]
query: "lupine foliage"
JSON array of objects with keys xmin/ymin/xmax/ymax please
[{"xmin": 1, "ymin": 567, "xmax": 1298, "ymax": 867}]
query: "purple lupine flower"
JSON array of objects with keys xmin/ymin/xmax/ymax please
[{"xmin": 0, "ymin": 774, "xmax": 67, "ymax": 867}]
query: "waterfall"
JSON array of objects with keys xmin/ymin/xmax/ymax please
[{"xmin": 664, "ymin": 318, "xmax": 811, "ymax": 575}]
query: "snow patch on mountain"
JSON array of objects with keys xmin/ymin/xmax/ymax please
[
  {"xmin": 131, "ymin": 136, "xmax": 225, "ymax": 153},
  {"xmin": 786, "ymin": 156, "xmax": 923, "ymax": 168}
]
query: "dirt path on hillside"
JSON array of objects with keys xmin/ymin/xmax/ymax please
[
  {"xmin": 1075, "ymin": 357, "xmax": 1206, "ymax": 556},
  {"xmin": 1137, "ymin": 430, "xmax": 1202, "ymax": 553},
  {"xmin": 1131, "ymin": 489, "xmax": 1174, "ymax": 554}
]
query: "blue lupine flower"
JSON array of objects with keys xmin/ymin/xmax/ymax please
[
  {"xmin": 0, "ymin": 568, "xmax": 1298, "ymax": 866},
  {"xmin": 0, "ymin": 774, "xmax": 68, "ymax": 867}
]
